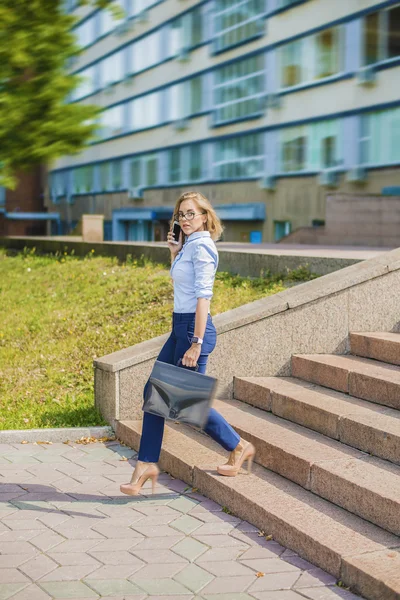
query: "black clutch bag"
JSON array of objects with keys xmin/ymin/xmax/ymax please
[{"xmin": 143, "ymin": 359, "xmax": 217, "ymax": 428}]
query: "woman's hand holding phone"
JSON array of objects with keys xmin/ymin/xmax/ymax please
[{"xmin": 167, "ymin": 222, "xmax": 183, "ymax": 255}]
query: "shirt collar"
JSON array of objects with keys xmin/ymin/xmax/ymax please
[{"xmin": 186, "ymin": 231, "xmax": 211, "ymax": 242}]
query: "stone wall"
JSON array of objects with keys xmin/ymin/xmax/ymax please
[
  {"xmin": 283, "ymin": 194, "xmax": 400, "ymax": 247},
  {"xmin": 93, "ymin": 248, "xmax": 400, "ymax": 425}
]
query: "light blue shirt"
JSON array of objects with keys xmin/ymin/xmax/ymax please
[{"xmin": 170, "ymin": 231, "xmax": 219, "ymax": 313}]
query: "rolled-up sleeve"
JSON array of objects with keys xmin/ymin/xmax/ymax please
[{"xmin": 193, "ymin": 243, "xmax": 218, "ymax": 299}]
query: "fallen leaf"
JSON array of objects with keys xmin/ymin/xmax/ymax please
[
  {"xmin": 37, "ymin": 441, "xmax": 52, "ymax": 445},
  {"xmin": 191, "ymin": 488, "xmax": 198, "ymax": 493},
  {"xmin": 21, "ymin": 440, "xmax": 29, "ymax": 444},
  {"xmin": 256, "ymin": 572, "xmax": 264, "ymax": 578},
  {"xmin": 120, "ymin": 456, "xmax": 128, "ymax": 461},
  {"xmin": 258, "ymin": 530, "xmax": 265, "ymax": 537},
  {"xmin": 264, "ymin": 534, "xmax": 273, "ymax": 541}
]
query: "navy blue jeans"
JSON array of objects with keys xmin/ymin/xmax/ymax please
[{"xmin": 138, "ymin": 312, "xmax": 240, "ymax": 463}]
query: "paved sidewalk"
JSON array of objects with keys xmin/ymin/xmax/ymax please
[{"xmin": 0, "ymin": 439, "xmax": 363, "ymax": 600}]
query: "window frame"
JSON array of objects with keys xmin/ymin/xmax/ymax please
[{"xmin": 213, "ymin": 0, "xmax": 267, "ymax": 54}]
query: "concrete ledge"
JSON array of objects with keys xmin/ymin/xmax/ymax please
[
  {"xmin": 0, "ymin": 426, "xmax": 114, "ymax": 444},
  {"xmin": 93, "ymin": 247, "xmax": 400, "ymax": 423}
]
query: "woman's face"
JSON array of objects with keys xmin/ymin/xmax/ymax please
[{"xmin": 177, "ymin": 199, "xmax": 207, "ymax": 236}]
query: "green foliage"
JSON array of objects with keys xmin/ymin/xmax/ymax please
[
  {"xmin": 0, "ymin": 0, "xmax": 116, "ymax": 188},
  {"xmin": 0, "ymin": 248, "xmax": 315, "ymax": 430}
]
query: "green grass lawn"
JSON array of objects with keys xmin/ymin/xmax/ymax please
[{"xmin": 0, "ymin": 246, "xmax": 316, "ymax": 430}]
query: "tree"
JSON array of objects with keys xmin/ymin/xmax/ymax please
[{"xmin": 0, "ymin": 0, "xmax": 119, "ymax": 189}]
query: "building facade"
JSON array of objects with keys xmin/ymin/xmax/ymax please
[{"xmin": 48, "ymin": 0, "xmax": 400, "ymax": 242}]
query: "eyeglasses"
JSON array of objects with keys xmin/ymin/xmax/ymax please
[{"xmin": 175, "ymin": 211, "xmax": 206, "ymax": 221}]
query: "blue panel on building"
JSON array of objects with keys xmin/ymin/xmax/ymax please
[
  {"xmin": 382, "ymin": 187, "xmax": 400, "ymax": 196},
  {"xmin": 214, "ymin": 203, "xmax": 266, "ymax": 221}
]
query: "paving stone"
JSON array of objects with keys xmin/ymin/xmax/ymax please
[
  {"xmin": 39, "ymin": 564, "xmax": 100, "ymax": 582},
  {"xmin": 132, "ymin": 535, "xmax": 184, "ymax": 550},
  {"xmin": 0, "ymin": 530, "xmax": 41, "ymax": 542},
  {"xmin": 190, "ymin": 522, "xmax": 236, "ymax": 536},
  {"xmin": 134, "ymin": 577, "xmax": 192, "ymax": 595},
  {"xmin": 299, "ymin": 587, "xmax": 362, "ymax": 600},
  {"xmin": 40, "ymin": 581, "xmax": 99, "ymax": 598},
  {"xmin": 192, "ymin": 535, "xmax": 250, "ymax": 549},
  {"xmin": 241, "ymin": 558, "xmax": 301, "ymax": 574},
  {"xmin": 0, "ymin": 541, "xmax": 38, "ymax": 555},
  {"xmin": 171, "ymin": 538, "xmax": 208, "ymax": 562},
  {"xmin": 196, "ymin": 547, "xmax": 248, "ymax": 563},
  {"xmin": 0, "ymin": 554, "xmax": 32, "ymax": 568},
  {"xmin": 83, "ymin": 564, "xmax": 143, "ymax": 579},
  {"xmin": 36, "ymin": 513, "xmax": 71, "ymax": 527},
  {"xmin": 239, "ymin": 546, "xmax": 285, "ymax": 561},
  {"xmin": 0, "ymin": 583, "xmax": 29, "ymax": 600},
  {"xmin": 133, "ymin": 504, "xmax": 182, "ymax": 517},
  {"xmin": 293, "ymin": 568, "xmax": 337, "ymax": 588},
  {"xmin": 45, "ymin": 539, "xmax": 101, "ymax": 554},
  {"xmin": 5, "ymin": 583, "xmax": 52, "ymax": 600},
  {"xmin": 84, "ymin": 579, "xmax": 143, "ymax": 596},
  {"xmin": 2, "ymin": 519, "xmax": 47, "ymax": 531},
  {"xmin": 202, "ymin": 595, "xmax": 255, "ymax": 600},
  {"xmin": 88, "ymin": 551, "xmax": 145, "ymax": 567},
  {"xmin": 86, "ymin": 539, "xmax": 138, "ymax": 552},
  {"xmin": 46, "ymin": 552, "xmax": 101, "ymax": 567},
  {"xmin": 199, "ymin": 561, "xmax": 256, "ymax": 577},
  {"xmin": 132, "ymin": 562, "xmax": 187, "ymax": 579},
  {"xmin": 251, "ymin": 591, "xmax": 310, "ymax": 600},
  {"xmin": 189, "ymin": 500, "xmax": 223, "ymax": 513},
  {"xmin": 132, "ymin": 549, "xmax": 189, "ymax": 564},
  {"xmin": 173, "ymin": 563, "xmax": 215, "ymax": 593},
  {"xmin": 91, "ymin": 524, "xmax": 144, "ymax": 539},
  {"xmin": 19, "ymin": 554, "xmax": 59, "ymax": 580},
  {"xmin": 132, "ymin": 524, "xmax": 182, "ymax": 538},
  {"xmin": 170, "ymin": 515, "xmax": 203, "ymax": 535},
  {"xmin": 247, "ymin": 571, "xmax": 302, "ymax": 593},
  {"xmin": 168, "ymin": 497, "xmax": 199, "ymax": 514},
  {"xmin": 200, "ymin": 576, "xmax": 256, "ymax": 595},
  {"xmin": 0, "ymin": 568, "xmax": 30, "ymax": 583},
  {"xmin": 29, "ymin": 531, "xmax": 67, "ymax": 551}
]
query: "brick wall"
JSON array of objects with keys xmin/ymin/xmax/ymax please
[{"xmin": 4, "ymin": 167, "xmax": 47, "ymax": 236}]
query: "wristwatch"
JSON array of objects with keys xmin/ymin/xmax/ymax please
[{"xmin": 191, "ymin": 336, "xmax": 203, "ymax": 345}]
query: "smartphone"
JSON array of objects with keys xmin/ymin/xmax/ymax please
[{"xmin": 172, "ymin": 220, "xmax": 181, "ymax": 245}]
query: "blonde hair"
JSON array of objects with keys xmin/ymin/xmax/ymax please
[{"xmin": 171, "ymin": 191, "xmax": 224, "ymax": 242}]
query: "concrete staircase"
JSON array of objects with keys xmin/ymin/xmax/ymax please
[{"xmin": 116, "ymin": 332, "xmax": 400, "ymax": 600}]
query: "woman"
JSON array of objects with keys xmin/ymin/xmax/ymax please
[{"xmin": 120, "ymin": 191, "xmax": 255, "ymax": 496}]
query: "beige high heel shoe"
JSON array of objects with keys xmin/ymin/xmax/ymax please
[
  {"xmin": 217, "ymin": 439, "xmax": 255, "ymax": 477},
  {"xmin": 120, "ymin": 462, "xmax": 159, "ymax": 496}
]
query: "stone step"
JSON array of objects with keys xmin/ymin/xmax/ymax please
[
  {"xmin": 350, "ymin": 331, "xmax": 400, "ymax": 366},
  {"xmin": 233, "ymin": 376, "xmax": 400, "ymax": 465},
  {"xmin": 116, "ymin": 419, "xmax": 400, "ymax": 600},
  {"xmin": 212, "ymin": 398, "xmax": 400, "ymax": 537},
  {"xmin": 291, "ymin": 354, "xmax": 400, "ymax": 410}
]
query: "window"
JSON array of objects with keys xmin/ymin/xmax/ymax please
[
  {"xmin": 50, "ymin": 172, "xmax": 67, "ymax": 200},
  {"xmin": 213, "ymin": 0, "xmax": 265, "ymax": 52},
  {"xmin": 99, "ymin": 162, "xmax": 113, "ymax": 191},
  {"xmin": 281, "ymin": 127, "xmax": 307, "ymax": 172},
  {"xmin": 363, "ymin": 6, "xmax": 400, "ymax": 65},
  {"xmin": 129, "ymin": 158, "xmax": 141, "ymax": 188},
  {"xmin": 189, "ymin": 146, "xmax": 203, "ymax": 181},
  {"xmin": 360, "ymin": 107, "xmax": 400, "ymax": 166},
  {"xmin": 100, "ymin": 105, "xmax": 125, "ymax": 138},
  {"xmin": 130, "ymin": 92, "xmax": 160, "ymax": 130},
  {"xmin": 132, "ymin": 31, "xmax": 161, "ymax": 73},
  {"xmin": 99, "ymin": 50, "xmax": 125, "ymax": 87},
  {"xmin": 281, "ymin": 120, "xmax": 341, "ymax": 172},
  {"xmin": 168, "ymin": 7, "xmax": 203, "ymax": 57},
  {"xmin": 214, "ymin": 55, "xmax": 265, "ymax": 123},
  {"xmin": 169, "ymin": 148, "xmax": 182, "ymax": 183},
  {"xmin": 111, "ymin": 160, "xmax": 123, "ymax": 189},
  {"xmin": 214, "ymin": 133, "xmax": 264, "ymax": 179},
  {"xmin": 72, "ymin": 166, "xmax": 94, "ymax": 194},
  {"xmin": 169, "ymin": 76, "xmax": 203, "ymax": 121},
  {"xmin": 145, "ymin": 154, "xmax": 158, "ymax": 186},
  {"xmin": 274, "ymin": 220, "xmax": 291, "ymax": 241},
  {"xmin": 168, "ymin": 145, "xmax": 204, "ymax": 183},
  {"xmin": 72, "ymin": 66, "xmax": 97, "ymax": 100},
  {"xmin": 280, "ymin": 26, "xmax": 341, "ymax": 89},
  {"xmin": 74, "ymin": 17, "xmax": 96, "ymax": 48}
]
